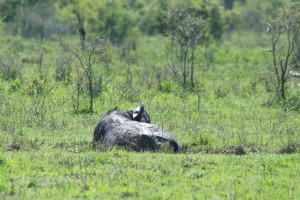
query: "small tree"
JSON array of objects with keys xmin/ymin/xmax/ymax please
[
  {"xmin": 59, "ymin": 34, "xmax": 108, "ymax": 113},
  {"xmin": 265, "ymin": 3, "xmax": 300, "ymax": 101},
  {"xmin": 172, "ymin": 6, "xmax": 209, "ymax": 89}
]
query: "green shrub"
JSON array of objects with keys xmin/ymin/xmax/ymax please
[
  {"xmin": 9, "ymin": 79, "xmax": 21, "ymax": 92},
  {"xmin": 285, "ymin": 92, "xmax": 300, "ymax": 111},
  {"xmin": 0, "ymin": 56, "xmax": 21, "ymax": 81}
]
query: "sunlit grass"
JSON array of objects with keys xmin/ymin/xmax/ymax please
[{"xmin": 0, "ymin": 30, "xmax": 300, "ymax": 199}]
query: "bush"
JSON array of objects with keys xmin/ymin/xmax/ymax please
[
  {"xmin": 55, "ymin": 54, "xmax": 73, "ymax": 83},
  {"xmin": 0, "ymin": 56, "xmax": 21, "ymax": 81}
]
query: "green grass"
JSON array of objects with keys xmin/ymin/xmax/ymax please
[
  {"xmin": 1, "ymin": 151, "xmax": 299, "ymax": 199},
  {"xmin": 1, "ymin": 30, "xmax": 300, "ymax": 199}
]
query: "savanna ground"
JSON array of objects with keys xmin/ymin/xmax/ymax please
[
  {"xmin": 1, "ymin": 31, "xmax": 299, "ymax": 200},
  {"xmin": 1, "ymin": 1, "xmax": 300, "ymax": 199}
]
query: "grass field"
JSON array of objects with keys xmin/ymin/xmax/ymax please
[
  {"xmin": 1, "ymin": 151, "xmax": 300, "ymax": 199},
  {"xmin": 1, "ymin": 28, "xmax": 300, "ymax": 199}
]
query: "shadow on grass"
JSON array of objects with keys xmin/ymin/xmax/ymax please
[
  {"xmin": 5, "ymin": 140, "xmax": 299, "ymax": 155},
  {"xmin": 182, "ymin": 143, "xmax": 246, "ymax": 155},
  {"xmin": 277, "ymin": 143, "xmax": 300, "ymax": 154},
  {"xmin": 182, "ymin": 143, "xmax": 300, "ymax": 155}
]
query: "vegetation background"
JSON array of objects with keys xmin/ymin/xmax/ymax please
[{"xmin": 0, "ymin": 0, "xmax": 300, "ymax": 199}]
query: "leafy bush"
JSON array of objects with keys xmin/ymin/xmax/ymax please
[
  {"xmin": 55, "ymin": 54, "xmax": 73, "ymax": 83},
  {"xmin": 0, "ymin": 56, "xmax": 21, "ymax": 81}
]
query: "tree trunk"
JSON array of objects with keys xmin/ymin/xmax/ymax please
[
  {"xmin": 79, "ymin": 27, "xmax": 86, "ymax": 51},
  {"xmin": 88, "ymin": 69, "xmax": 93, "ymax": 113},
  {"xmin": 190, "ymin": 43, "xmax": 195, "ymax": 88},
  {"xmin": 89, "ymin": 78, "xmax": 93, "ymax": 113},
  {"xmin": 280, "ymin": 64, "xmax": 287, "ymax": 100},
  {"xmin": 295, "ymin": 36, "xmax": 300, "ymax": 63},
  {"xmin": 76, "ymin": 69, "xmax": 81, "ymax": 114},
  {"xmin": 72, "ymin": 0, "xmax": 86, "ymax": 51},
  {"xmin": 39, "ymin": 53, "xmax": 43, "ymax": 79},
  {"xmin": 280, "ymin": 78, "xmax": 285, "ymax": 100},
  {"xmin": 183, "ymin": 48, "xmax": 188, "ymax": 89}
]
